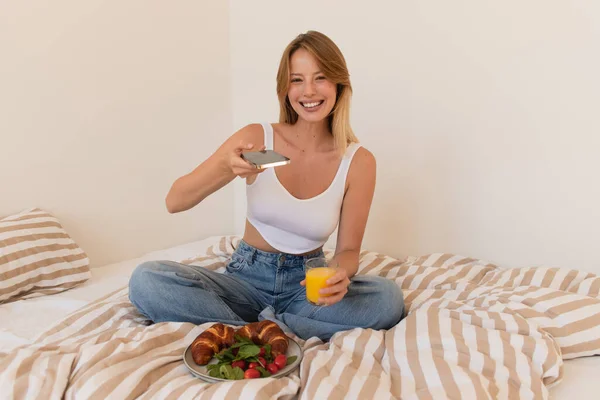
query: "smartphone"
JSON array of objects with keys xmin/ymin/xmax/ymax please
[{"xmin": 241, "ymin": 150, "xmax": 291, "ymax": 169}]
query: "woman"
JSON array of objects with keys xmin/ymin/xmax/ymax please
[{"xmin": 129, "ymin": 31, "xmax": 405, "ymax": 341}]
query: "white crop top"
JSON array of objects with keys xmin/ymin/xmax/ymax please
[{"xmin": 246, "ymin": 123, "xmax": 361, "ymax": 254}]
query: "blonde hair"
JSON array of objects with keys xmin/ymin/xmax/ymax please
[{"xmin": 276, "ymin": 31, "xmax": 358, "ymax": 153}]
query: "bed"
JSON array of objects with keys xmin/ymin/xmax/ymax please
[{"xmin": 1, "ymin": 220, "xmax": 600, "ymax": 399}]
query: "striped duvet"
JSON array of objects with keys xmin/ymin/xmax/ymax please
[{"xmin": 1, "ymin": 236, "xmax": 599, "ymax": 399}]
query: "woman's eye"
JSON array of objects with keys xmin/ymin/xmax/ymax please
[
  {"xmin": 316, "ymin": 76, "xmax": 326, "ymax": 80},
  {"xmin": 291, "ymin": 78, "xmax": 302, "ymax": 83}
]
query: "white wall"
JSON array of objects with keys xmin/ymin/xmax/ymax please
[
  {"xmin": 0, "ymin": 1, "xmax": 233, "ymax": 267},
  {"xmin": 230, "ymin": 1, "xmax": 600, "ymax": 272}
]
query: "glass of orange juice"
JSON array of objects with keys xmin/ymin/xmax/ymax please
[{"xmin": 305, "ymin": 257, "xmax": 338, "ymax": 305}]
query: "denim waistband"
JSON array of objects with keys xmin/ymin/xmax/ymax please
[{"xmin": 235, "ymin": 240, "xmax": 324, "ymax": 269}]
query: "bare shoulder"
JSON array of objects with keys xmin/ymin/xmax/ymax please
[
  {"xmin": 221, "ymin": 123, "xmax": 265, "ymax": 150},
  {"xmin": 350, "ymin": 146, "xmax": 376, "ymax": 175},
  {"xmin": 233, "ymin": 123, "xmax": 265, "ymax": 145},
  {"xmin": 346, "ymin": 146, "xmax": 376, "ymax": 189}
]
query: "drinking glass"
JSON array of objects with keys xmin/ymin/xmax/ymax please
[{"xmin": 305, "ymin": 257, "xmax": 338, "ymax": 305}]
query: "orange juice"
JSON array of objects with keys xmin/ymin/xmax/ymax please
[{"xmin": 306, "ymin": 267, "xmax": 337, "ymax": 304}]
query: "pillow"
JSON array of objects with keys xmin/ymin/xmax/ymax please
[{"xmin": 0, "ymin": 208, "xmax": 91, "ymax": 303}]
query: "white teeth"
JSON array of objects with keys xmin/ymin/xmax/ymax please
[{"xmin": 302, "ymin": 101, "xmax": 323, "ymax": 108}]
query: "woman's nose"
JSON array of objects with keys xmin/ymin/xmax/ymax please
[{"xmin": 303, "ymin": 81, "xmax": 316, "ymax": 96}]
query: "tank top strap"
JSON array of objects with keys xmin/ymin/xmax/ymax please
[
  {"xmin": 339, "ymin": 143, "xmax": 362, "ymax": 182},
  {"xmin": 260, "ymin": 122, "xmax": 274, "ymax": 149}
]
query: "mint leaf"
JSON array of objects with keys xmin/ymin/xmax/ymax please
[
  {"xmin": 215, "ymin": 347, "xmax": 235, "ymax": 362},
  {"xmin": 220, "ymin": 365, "xmax": 234, "ymax": 380},
  {"xmin": 206, "ymin": 364, "xmax": 219, "ymax": 372},
  {"xmin": 231, "ymin": 366, "xmax": 245, "ymax": 380},
  {"xmin": 236, "ymin": 344, "xmax": 260, "ymax": 359},
  {"xmin": 234, "ymin": 335, "xmax": 254, "ymax": 344},
  {"xmin": 263, "ymin": 344, "xmax": 272, "ymax": 362},
  {"xmin": 256, "ymin": 366, "xmax": 271, "ymax": 377},
  {"xmin": 286, "ymin": 355, "xmax": 298, "ymax": 366}
]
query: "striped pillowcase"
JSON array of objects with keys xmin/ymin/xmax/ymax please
[{"xmin": 0, "ymin": 208, "xmax": 91, "ymax": 303}]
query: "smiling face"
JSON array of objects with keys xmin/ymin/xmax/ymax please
[{"xmin": 286, "ymin": 48, "xmax": 337, "ymax": 124}]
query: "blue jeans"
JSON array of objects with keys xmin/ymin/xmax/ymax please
[{"xmin": 128, "ymin": 240, "xmax": 405, "ymax": 341}]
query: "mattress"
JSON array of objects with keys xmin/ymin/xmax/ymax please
[
  {"xmin": 1, "ymin": 236, "xmax": 599, "ymax": 399},
  {"xmin": 0, "ymin": 236, "xmax": 223, "ymax": 351}
]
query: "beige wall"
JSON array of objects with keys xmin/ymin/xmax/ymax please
[
  {"xmin": 230, "ymin": 1, "xmax": 600, "ymax": 272},
  {"xmin": 2, "ymin": 1, "xmax": 599, "ymax": 273},
  {"xmin": 0, "ymin": 1, "xmax": 233, "ymax": 266}
]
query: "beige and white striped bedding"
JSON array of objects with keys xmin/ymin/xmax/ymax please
[{"xmin": 1, "ymin": 236, "xmax": 599, "ymax": 399}]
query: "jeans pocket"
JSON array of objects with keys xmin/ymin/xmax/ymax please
[{"xmin": 225, "ymin": 253, "xmax": 249, "ymax": 273}]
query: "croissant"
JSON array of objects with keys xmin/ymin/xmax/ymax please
[
  {"xmin": 190, "ymin": 323, "xmax": 235, "ymax": 365},
  {"xmin": 235, "ymin": 320, "xmax": 289, "ymax": 357}
]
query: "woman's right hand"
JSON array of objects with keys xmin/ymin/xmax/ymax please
[{"xmin": 227, "ymin": 141, "xmax": 266, "ymax": 179}]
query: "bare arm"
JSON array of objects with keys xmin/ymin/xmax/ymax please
[
  {"xmin": 317, "ymin": 147, "xmax": 377, "ymax": 305},
  {"xmin": 165, "ymin": 124, "xmax": 264, "ymax": 213}
]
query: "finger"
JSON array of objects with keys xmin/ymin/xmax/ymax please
[
  {"xmin": 299, "ymin": 280, "xmax": 306, "ymax": 286},
  {"xmin": 319, "ymin": 280, "xmax": 349, "ymax": 296},
  {"xmin": 231, "ymin": 162, "xmax": 256, "ymax": 175},
  {"xmin": 321, "ymin": 274, "xmax": 350, "ymax": 294},
  {"xmin": 318, "ymin": 292, "xmax": 346, "ymax": 306},
  {"xmin": 235, "ymin": 170, "xmax": 251, "ymax": 178},
  {"xmin": 238, "ymin": 167, "xmax": 267, "ymax": 178},
  {"xmin": 326, "ymin": 271, "xmax": 347, "ymax": 286},
  {"xmin": 231, "ymin": 158, "xmax": 257, "ymax": 171},
  {"xmin": 235, "ymin": 141, "xmax": 255, "ymax": 153}
]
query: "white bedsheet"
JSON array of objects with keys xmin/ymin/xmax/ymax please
[
  {"xmin": 550, "ymin": 357, "xmax": 600, "ymax": 399},
  {"xmin": 1, "ymin": 236, "xmax": 598, "ymax": 398},
  {"xmin": 0, "ymin": 236, "xmax": 224, "ymax": 351}
]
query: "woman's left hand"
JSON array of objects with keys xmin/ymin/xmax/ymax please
[{"xmin": 301, "ymin": 268, "xmax": 351, "ymax": 306}]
